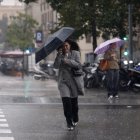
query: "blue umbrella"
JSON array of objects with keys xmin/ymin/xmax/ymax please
[{"xmin": 35, "ymin": 27, "xmax": 75, "ymax": 63}]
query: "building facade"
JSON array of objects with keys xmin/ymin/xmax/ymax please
[
  {"xmin": 0, "ymin": 3, "xmax": 24, "ymax": 48},
  {"xmin": 26, "ymin": 0, "xmax": 58, "ymax": 62},
  {"xmin": 25, "ymin": 1, "xmax": 94, "ymax": 63},
  {"xmin": 26, "ymin": 1, "xmax": 140, "ymax": 64}
]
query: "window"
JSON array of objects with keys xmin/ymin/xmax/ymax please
[{"xmin": 86, "ymin": 34, "xmax": 92, "ymax": 43}]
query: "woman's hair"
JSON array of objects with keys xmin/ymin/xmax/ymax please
[
  {"xmin": 65, "ymin": 39, "xmax": 80, "ymax": 52},
  {"xmin": 56, "ymin": 44, "xmax": 64, "ymax": 51}
]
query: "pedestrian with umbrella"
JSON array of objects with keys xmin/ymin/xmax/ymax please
[
  {"xmin": 35, "ymin": 27, "xmax": 85, "ymax": 130},
  {"xmin": 54, "ymin": 39, "xmax": 84, "ymax": 131},
  {"xmin": 94, "ymin": 38, "xmax": 125, "ymax": 101}
]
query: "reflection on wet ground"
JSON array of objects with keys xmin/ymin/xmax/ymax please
[
  {"xmin": 1, "ymin": 75, "xmax": 140, "ymax": 139},
  {"xmin": 3, "ymin": 103, "xmax": 140, "ymax": 140}
]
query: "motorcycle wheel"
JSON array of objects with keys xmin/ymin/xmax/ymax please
[
  {"xmin": 41, "ymin": 77, "xmax": 46, "ymax": 81},
  {"xmin": 132, "ymin": 85, "xmax": 140, "ymax": 93},
  {"xmin": 34, "ymin": 76, "xmax": 40, "ymax": 80},
  {"xmin": 119, "ymin": 79, "xmax": 128, "ymax": 91},
  {"xmin": 85, "ymin": 78, "xmax": 93, "ymax": 88},
  {"xmin": 84, "ymin": 75, "xmax": 98, "ymax": 89}
]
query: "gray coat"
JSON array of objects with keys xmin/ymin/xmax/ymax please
[{"xmin": 54, "ymin": 50, "xmax": 84, "ymax": 97}]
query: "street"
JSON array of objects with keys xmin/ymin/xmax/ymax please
[
  {"xmin": 0, "ymin": 0, "xmax": 140, "ymax": 139},
  {"xmin": 0, "ymin": 74, "xmax": 140, "ymax": 140},
  {"xmin": 0, "ymin": 104, "xmax": 140, "ymax": 140}
]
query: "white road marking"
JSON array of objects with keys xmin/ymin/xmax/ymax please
[
  {"xmin": 0, "ymin": 137, "xmax": 14, "ymax": 140},
  {"xmin": 0, "ymin": 124, "xmax": 9, "ymax": 127},
  {"xmin": 0, "ymin": 129, "xmax": 12, "ymax": 133},
  {"xmin": 0, "ymin": 119, "xmax": 7, "ymax": 122},
  {"xmin": 0, "ymin": 115, "xmax": 5, "ymax": 117},
  {"xmin": 0, "ymin": 109, "xmax": 15, "ymax": 140}
]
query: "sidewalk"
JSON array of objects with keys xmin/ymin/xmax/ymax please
[
  {"xmin": 82, "ymin": 88, "xmax": 140, "ymax": 106},
  {"xmin": 0, "ymin": 74, "xmax": 140, "ymax": 105}
]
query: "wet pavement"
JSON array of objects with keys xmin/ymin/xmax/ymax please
[
  {"xmin": 0, "ymin": 74, "xmax": 140, "ymax": 140},
  {"xmin": 0, "ymin": 74, "xmax": 140, "ymax": 106},
  {"xmin": 1, "ymin": 103, "xmax": 140, "ymax": 140}
]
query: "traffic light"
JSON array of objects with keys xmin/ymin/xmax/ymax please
[
  {"xmin": 123, "ymin": 36, "xmax": 128, "ymax": 41},
  {"xmin": 124, "ymin": 48, "xmax": 128, "ymax": 56},
  {"xmin": 122, "ymin": 35, "xmax": 128, "ymax": 41}
]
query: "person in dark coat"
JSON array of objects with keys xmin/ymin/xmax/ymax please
[{"xmin": 54, "ymin": 39, "xmax": 84, "ymax": 131}]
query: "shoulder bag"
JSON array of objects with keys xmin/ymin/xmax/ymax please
[
  {"xmin": 99, "ymin": 59, "xmax": 109, "ymax": 71},
  {"xmin": 71, "ymin": 68, "xmax": 84, "ymax": 77}
]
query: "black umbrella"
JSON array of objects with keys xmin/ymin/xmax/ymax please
[{"xmin": 35, "ymin": 27, "xmax": 75, "ymax": 63}]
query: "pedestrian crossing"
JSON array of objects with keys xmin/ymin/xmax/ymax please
[{"xmin": 0, "ymin": 109, "xmax": 14, "ymax": 140}]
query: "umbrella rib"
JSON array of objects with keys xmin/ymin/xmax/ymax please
[
  {"xmin": 44, "ymin": 38, "xmax": 63, "ymax": 56},
  {"xmin": 94, "ymin": 38, "xmax": 125, "ymax": 54}
]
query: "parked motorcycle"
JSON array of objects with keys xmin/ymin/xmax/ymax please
[
  {"xmin": 33, "ymin": 65, "xmax": 50, "ymax": 80},
  {"xmin": 96, "ymin": 68, "xmax": 107, "ymax": 88},
  {"xmin": 119, "ymin": 67, "xmax": 140, "ymax": 93},
  {"xmin": 33, "ymin": 60, "xmax": 57, "ymax": 80},
  {"xmin": 83, "ymin": 63, "xmax": 99, "ymax": 88},
  {"xmin": 119, "ymin": 68, "xmax": 130, "ymax": 91},
  {"xmin": 129, "ymin": 66, "xmax": 140, "ymax": 93}
]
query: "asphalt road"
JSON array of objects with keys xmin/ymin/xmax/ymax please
[
  {"xmin": 0, "ymin": 74, "xmax": 140, "ymax": 140},
  {"xmin": 0, "ymin": 104, "xmax": 140, "ymax": 140}
]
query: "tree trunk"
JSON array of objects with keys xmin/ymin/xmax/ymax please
[
  {"xmin": 22, "ymin": 51, "xmax": 24, "ymax": 79},
  {"xmin": 92, "ymin": 19, "xmax": 97, "ymax": 60}
]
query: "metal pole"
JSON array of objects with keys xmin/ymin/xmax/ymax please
[{"xmin": 128, "ymin": 4, "xmax": 133, "ymax": 61}]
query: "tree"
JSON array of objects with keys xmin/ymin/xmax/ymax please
[
  {"xmin": 6, "ymin": 13, "xmax": 38, "ymax": 78},
  {"xmin": 45, "ymin": 0, "xmax": 98, "ymax": 50},
  {"xmin": 96, "ymin": 0, "xmax": 140, "ymax": 39},
  {"xmin": 6, "ymin": 12, "xmax": 38, "ymax": 51},
  {"xmin": 46, "ymin": 0, "xmax": 140, "ymax": 48}
]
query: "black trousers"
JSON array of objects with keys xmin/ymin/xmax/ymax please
[{"xmin": 62, "ymin": 97, "xmax": 79, "ymax": 126}]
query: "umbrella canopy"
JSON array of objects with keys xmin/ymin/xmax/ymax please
[
  {"xmin": 94, "ymin": 38, "xmax": 125, "ymax": 54},
  {"xmin": 35, "ymin": 27, "xmax": 75, "ymax": 63}
]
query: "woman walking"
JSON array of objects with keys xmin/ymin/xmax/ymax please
[{"xmin": 54, "ymin": 39, "xmax": 84, "ymax": 131}]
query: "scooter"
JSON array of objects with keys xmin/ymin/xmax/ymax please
[
  {"xmin": 128, "ymin": 66, "xmax": 140, "ymax": 93},
  {"xmin": 119, "ymin": 66, "xmax": 140, "ymax": 93},
  {"xmin": 83, "ymin": 63, "xmax": 99, "ymax": 88},
  {"xmin": 96, "ymin": 68, "xmax": 107, "ymax": 88},
  {"xmin": 33, "ymin": 65, "xmax": 50, "ymax": 80}
]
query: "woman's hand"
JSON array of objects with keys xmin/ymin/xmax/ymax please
[
  {"xmin": 58, "ymin": 48, "xmax": 63, "ymax": 55},
  {"xmin": 63, "ymin": 58, "xmax": 69, "ymax": 64}
]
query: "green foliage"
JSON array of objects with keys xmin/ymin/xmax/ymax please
[
  {"xmin": 6, "ymin": 13, "xmax": 38, "ymax": 51},
  {"xmin": 46, "ymin": 0, "xmax": 140, "ymax": 40},
  {"xmin": 46, "ymin": 0, "xmax": 90, "ymax": 40}
]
